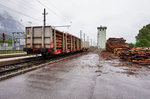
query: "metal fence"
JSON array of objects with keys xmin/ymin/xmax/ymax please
[{"xmin": 0, "ymin": 32, "xmax": 25, "ymax": 54}]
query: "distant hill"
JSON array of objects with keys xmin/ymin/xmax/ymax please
[{"xmin": 0, "ymin": 11, "xmax": 24, "ymax": 39}]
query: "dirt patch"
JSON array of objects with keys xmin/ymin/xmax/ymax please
[
  {"xmin": 100, "ymin": 50, "xmax": 144, "ymax": 68},
  {"xmin": 123, "ymin": 68, "xmax": 137, "ymax": 72},
  {"xmin": 81, "ymin": 65, "xmax": 97, "ymax": 69},
  {"xmin": 102, "ymin": 72, "xmax": 109, "ymax": 74},
  {"xmin": 96, "ymin": 64, "xmax": 103, "ymax": 67},
  {"xmin": 95, "ymin": 70, "xmax": 102, "ymax": 73},
  {"xmin": 116, "ymin": 71, "xmax": 138, "ymax": 76},
  {"xmin": 97, "ymin": 74, "xmax": 101, "ymax": 76},
  {"xmin": 88, "ymin": 65, "xmax": 97, "ymax": 68},
  {"xmin": 116, "ymin": 62, "xmax": 142, "ymax": 68},
  {"xmin": 100, "ymin": 50, "xmax": 118, "ymax": 60}
]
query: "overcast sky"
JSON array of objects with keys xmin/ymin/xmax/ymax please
[{"xmin": 0, "ymin": 0, "xmax": 150, "ymax": 44}]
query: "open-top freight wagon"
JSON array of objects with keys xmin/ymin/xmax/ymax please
[{"xmin": 23, "ymin": 26, "xmax": 89, "ymax": 56}]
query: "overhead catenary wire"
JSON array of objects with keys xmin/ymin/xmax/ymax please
[
  {"xmin": 35, "ymin": 0, "xmax": 71, "ymax": 26},
  {"xmin": 0, "ymin": 0, "xmax": 45, "ymax": 26},
  {"xmin": 0, "ymin": 3, "xmax": 41, "ymax": 22},
  {"xmin": 0, "ymin": 0, "xmax": 70, "ymax": 28},
  {"xmin": 11, "ymin": 0, "xmax": 70, "ymax": 24},
  {"xmin": 46, "ymin": 0, "xmax": 71, "ymax": 26},
  {"xmin": 35, "ymin": 0, "xmax": 58, "ymax": 16},
  {"xmin": 45, "ymin": 0, "xmax": 67, "ymax": 19},
  {"xmin": 8, "ymin": 0, "xmax": 43, "ymax": 17}
]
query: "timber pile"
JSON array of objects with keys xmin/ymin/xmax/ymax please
[
  {"xmin": 106, "ymin": 38, "xmax": 150, "ymax": 65},
  {"xmin": 114, "ymin": 48, "xmax": 130, "ymax": 56},
  {"xmin": 106, "ymin": 38, "xmax": 130, "ymax": 53},
  {"xmin": 120, "ymin": 47, "xmax": 150, "ymax": 65}
]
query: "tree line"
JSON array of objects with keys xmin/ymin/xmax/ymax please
[
  {"xmin": 128, "ymin": 24, "xmax": 150, "ymax": 48},
  {"xmin": 0, "ymin": 38, "xmax": 12, "ymax": 43}
]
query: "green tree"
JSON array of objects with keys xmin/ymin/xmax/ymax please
[
  {"xmin": 135, "ymin": 24, "xmax": 150, "ymax": 47},
  {"xmin": 5, "ymin": 38, "xmax": 12, "ymax": 44},
  {"xmin": 0, "ymin": 38, "xmax": 12, "ymax": 44},
  {"xmin": 128, "ymin": 43, "xmax": 135, "ymax": 48},
  {"xmin": 0, "ymin": 39, "xmax": 2, "ymax": 43},
  {"xmin": 135, "ymin": 38, "xmax": 150, "ymax": 47}
]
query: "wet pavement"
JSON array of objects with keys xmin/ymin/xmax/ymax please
[{"xmin": 0, "ymin": 50, "xmax": 150, "ymax": 99}]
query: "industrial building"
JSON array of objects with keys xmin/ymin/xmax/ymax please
[{"xmin": 97, "ymin": 26, "xmax": 107, "ymax": 49}]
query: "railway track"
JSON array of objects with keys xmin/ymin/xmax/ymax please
[
  {"xmin": 0, "ymin": 55, "xmax": 42, "ymax": 67},
  {"xmin": 0, "ymin": 51, "xmax": 89, "ymax": 81},
  {"xmin": 0, "ymin": 53, "xmax": 27, "ymax": 59}
]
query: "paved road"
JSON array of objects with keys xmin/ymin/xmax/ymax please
[{"xmin": 0, "ymin": 50, "xmax": 150, "ymax": 99}]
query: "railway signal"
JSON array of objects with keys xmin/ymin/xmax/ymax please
[{"xmin": 2, "ymin": 33, "xmax": 6, "ymax": 42}]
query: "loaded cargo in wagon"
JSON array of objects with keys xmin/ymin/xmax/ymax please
[{"xmin": 23, "ymin": 26, "xmax": 89, "ymax": 57}]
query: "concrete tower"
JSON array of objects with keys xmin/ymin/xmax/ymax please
[{"xmin": 97, "ymin": 26, "xmax": 107, "ymax": 49}]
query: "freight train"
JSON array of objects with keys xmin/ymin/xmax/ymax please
[{"xmin": 23, "ymin": 26, "xmax": 89, "ymax": 57}]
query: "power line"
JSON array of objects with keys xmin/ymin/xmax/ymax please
[
  {"xmin": 46, "ymin": 0, "xmax": 66, "ymax": 18},
  {"xmin": 0, "ymin": 0, "xmax": 44, "ymax": 26},
  {"xmin": 10, "ymin": 0, "xmax": 42, "ymax": 16},
  {"xmin": 17, "ymin": 0, "xmax": 69, "ymax": 24},
  {"xmin": 0, "ymin": 3, "xmax": 41, "ymax": 22},
  {"xmin": 45, "ymin": 0, "xmax": 71, "ymax": 24},
  {"xmin": 0, "ymin": 0, "xmax": 70, "ymax": 26},
  {"xmin": 13, "ymin": 0, "xmax": 44, "ymax": 21},
  {"xmin": 35, "ymin": 0, "xmax": 58, "ymax": 16}
]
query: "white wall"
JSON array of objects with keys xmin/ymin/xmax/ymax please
[{"xmin": 97, "ymin": 28, "xmax": 106, "ymax": 49}]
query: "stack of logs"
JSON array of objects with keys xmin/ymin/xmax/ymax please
[
  {"xmin": 106, "ymin": 38, "xmax": 130, "ymax": 53},
  {"xmin": 119, "ymin": 47, "xmax": 150, "ymax": 65},
  {"xmin": 106, "ymin": 38, "xmax": 150, "ymax": 65}
]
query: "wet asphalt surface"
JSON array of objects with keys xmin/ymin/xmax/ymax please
[{"xmin": 0, "ymin": 50, "xmax": 150, "ymax": 99}]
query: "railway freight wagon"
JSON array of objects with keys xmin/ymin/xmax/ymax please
[{"xmin": 23, "ymin": 26, "xmax": 89, "ymax": 56}]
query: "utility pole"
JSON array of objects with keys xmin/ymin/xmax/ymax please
[
  {"xmin": 84, "ymin": 33, "xmax": 85, "ymax": 42},
  {"xmin": 91, "ymin": 39, "xmax": 92, "ymax": 46},
  {"xmin": 80, "ymin": 30, "xmax": 82, "ymax": 40},
  {"xmin": 87, "ymin": 36, "xmax": 89, "ymax": 42},
  {"xmin": 80, "ymin": 30, "xmax": 82, "ymax": 49},
  {"xmin": 83, "ymin": 33, "xmax": 85, "ymax": 48},
  {"xmin": 42, "ymin": 8, "xmax": 48, "ymax": 26}
]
